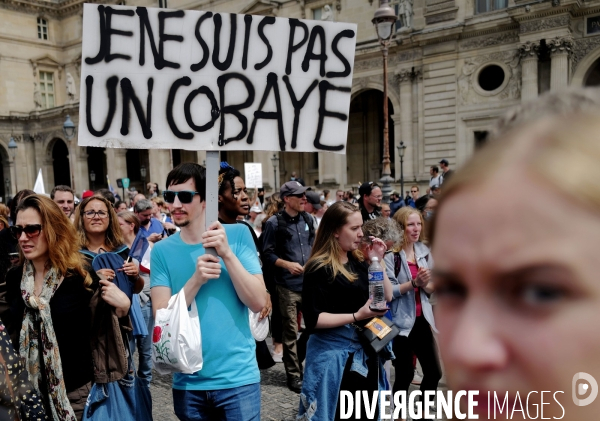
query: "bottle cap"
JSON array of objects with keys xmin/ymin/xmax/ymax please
[{"xmin": 371, "ymin": 257, "xmax": 379, "ymax": 262}]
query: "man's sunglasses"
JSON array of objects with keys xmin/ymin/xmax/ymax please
[
  {"xmin": 163, "ymin": 190, "xmax": 200, "ymax": 204},
  {"xmin": 10, "ymin": 224, "xmax": 42, "ymax": 239}
]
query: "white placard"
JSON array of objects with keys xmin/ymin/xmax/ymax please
[
  {"xmin": 244, "ymin": 163, "xmax": 262, "ymax": 188},
  {"xmin": 78, "ymin": 4, "xmax": 357, "ymax": 154}
]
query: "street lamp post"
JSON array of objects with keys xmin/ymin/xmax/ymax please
[
  {"xmin": 270, "ymin": 154, "xmax": 279, "ymax": 191},
  {"xmin": 372, "ymin": 0, "xmax": 397, "ymax": 204},
  {"xmin": 90, "ymin": 170, "xmax": 96, "ymax": 191},
  {"xmin": 397, "ymin": 141, "xmax": 406, "ymax": 198},
  {"xmin": 8, "ymin": 136, "xmax": 17, "ymax": 196},
  {"xmin": 140, "ymin": 165, "xmax": 147, "ymax": 195}
]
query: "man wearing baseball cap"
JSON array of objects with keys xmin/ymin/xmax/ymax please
[
  {"xmin": 261, "ymin": 181, "xmax": 315, "ymax": 393},
  {"xmin": 304, "ymin": 191, "xmax": 321, "ymax": 228}
]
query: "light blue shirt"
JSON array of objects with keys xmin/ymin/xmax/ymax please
[{"xmin": 150, "ymin": 224, "xmax": 262, "ymax": 390}]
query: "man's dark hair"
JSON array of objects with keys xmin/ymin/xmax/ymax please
[
  {"xmin": 166, "ymin": 163, "xmax": 206, "ymax": 202},
  {"xmin": 430, "ymin": 166, "xmax": 439, "ymax": 174},
  {"xmin": 358, "ymin": 182, "xmax": 379, "ymax": 208},
  {"xmin": 95, "ymin": 188, "xmax": 115, "ymax": 205},
  {"xmin": 50, "ymin": 185, "xmax": 74, "ymax": 200}
]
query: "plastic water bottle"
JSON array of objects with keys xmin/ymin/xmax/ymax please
[{"xmin": 368, "ymin": 257, "xmax": 386, "ymax": 310}]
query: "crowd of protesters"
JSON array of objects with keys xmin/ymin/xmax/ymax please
[{"xmin": 0, "ymin": 87, "xmax": 598, "ymax": 421}]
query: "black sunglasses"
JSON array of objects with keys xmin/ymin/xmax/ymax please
[
  {"xmin": 163, "ymin": 190, "xmax": 200, "ymax": 204},
  {"xmin": 10, "ymin": 224, "xmax": 43, "ymax": 239}
]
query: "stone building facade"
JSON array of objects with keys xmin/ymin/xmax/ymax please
[{"xmin": 1, "ymin": 0, "xmax": 599, "ymax": 199}]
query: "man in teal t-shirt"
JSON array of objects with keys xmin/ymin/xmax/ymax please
[{"xmin": 150, "ymin": 163, "xmax": 267, "ymax": 420}]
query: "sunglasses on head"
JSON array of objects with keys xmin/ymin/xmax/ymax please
[
  {"xmin": 163, "ymin": 190, "xmax": 199, "ymax": 204},
  {"xmin": 10, "ymin": 224, "xmax": 42, "ymax": 239}
]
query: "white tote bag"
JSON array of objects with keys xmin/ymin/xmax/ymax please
[
  {"xmin": 152, "ymin": 290, "xmax": 203, "ymax": 375},
  {"xmin": 248, "ymin": 309, "xmax": 269, "ymax": 341}
]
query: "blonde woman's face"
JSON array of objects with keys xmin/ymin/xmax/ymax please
[{"xmin": 432, "ymin": 169, "xmax": 600, "ymax": 420}]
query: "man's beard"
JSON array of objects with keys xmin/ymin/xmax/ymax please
[{"xmin": 175, "ymin": 220, "xmax": 189, "ymax": 227}]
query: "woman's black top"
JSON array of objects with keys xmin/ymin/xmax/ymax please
[
  {"xmin": 3, "ymin": 266, "xmax": 98, "ymax": 393},
  {"xmin": 302, "ymin": 253, "xmax": 370, "ymax": 332}
]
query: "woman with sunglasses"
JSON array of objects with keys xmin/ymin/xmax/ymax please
[
  {"xmin": 4, "ymin": 195, "xmax": 130, "ymax": 420},
  {"xmin": 75, "ymin": 196, "xmax": 143, "ymax": 295},
  {"xmin": 384, "ymin": 207, "xmax": 441, "ymax": 421},
  {"xmin": 299, "ymin": 201, "xmax": 393, "ymax": 420}
]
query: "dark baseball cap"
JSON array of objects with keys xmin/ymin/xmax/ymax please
[
  {"xmin": 439, "ymin": 159, "xmax": 449, "ymax": 165},
  {"xmin": 305, "ymin": 191, "xmax": 322, "ymax": 209},
  {"xmin": 280, "ymin": 181, "xmax": 308, "ymax": 198}
]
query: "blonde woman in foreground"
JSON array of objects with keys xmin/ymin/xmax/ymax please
[{"xmin": 431, "ymin": 90, "xmax": 600, "ymax": 420}]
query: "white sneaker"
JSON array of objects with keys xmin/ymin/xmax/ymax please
[{"xmin": 272, "ymin": 350, "xmax": 283, "ymax": 363}]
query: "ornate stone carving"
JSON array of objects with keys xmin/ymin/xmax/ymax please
[
  {"xmin": 29, "ymin": 133, "xmax": 44, "ymax": 143},
  {"xmin": 518, "ymin": 41, "xmax": 540, "ymax": 59},
  {"xmin": 395, "ymin": 68, "xmax": 413, "ymax": 84},
  {"xmin": 397, "ymin": 0, "xmax": 414, "ymax": 29},
  {"xmin": 458, "ymin": 51, "xmax": 521, "ymax": 105},
  {"xmin": 66, "ymin": 72, "xmax": 77, "ymax": 103},
  {"xmin": 571, "ymin": 36, "xmax": 600, "ymax": 74},
  {"xmin": 413, "ymin": 67, "xmax": 423, "ymax": 80},
  {"xmin": 33, "ymin": 82, "xmax": 42, "ymax": 109},
  {"xmin": 547, "ymin": 36, "xmax": 573, "ymax": 57},
  {"xmin": 354, "ymin": 49, "xmax": 421, "ymax": 72},
  {"xmin": 460, "ymin": 32, "xmax": 519, "ymax": 50},
  {"xmin": 519, "ymin": 15, "xmax": 569, "ymax": 34}
]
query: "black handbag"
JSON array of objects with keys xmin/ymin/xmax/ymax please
[{"xmin": 353, "ymin": 316, "xmax": 400, "ymax": 353}]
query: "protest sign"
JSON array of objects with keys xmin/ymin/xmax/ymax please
[
  {"xmin": 244, "ymin": 163, "xmax": 262, "ymax": 188},
  {"xmin": 78, "ymin": 4, "xmax": 357, "ymax": 154}
]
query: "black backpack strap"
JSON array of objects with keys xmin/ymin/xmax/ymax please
[{"xmin": 275, "ymin": 212, "xmax": 287, "ymax": 251}]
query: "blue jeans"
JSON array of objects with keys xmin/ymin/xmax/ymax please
[
  {"xmin": 131, "ymin": 299, "xmax": 153, "ymax": 387},
  {"xmin": 172, "ymin": 383, "xmax": 261, "ymax": 421}
]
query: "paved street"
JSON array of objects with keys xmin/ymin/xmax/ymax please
[
  {"xmin": 149, "ymin": 342, "xmax": 448, "ymax": 421},
  {"xmin": 150, "ymin": 361, "xmax": 301, "ymax": 421}
]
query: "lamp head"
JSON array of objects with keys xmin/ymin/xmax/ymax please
[
  {"xmin": 63, "ymin": 114, "xmax": 76, "ymax": 140},
  {"xmin": 8, "ymin": 136, "xmax": 17, "ymax": 159},
  {"xmin": 372, "ymin": 1, "xmax": 397, "ymax": 42}
]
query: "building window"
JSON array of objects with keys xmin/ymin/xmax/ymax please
[
  {"xmin": 39, "ymin": 71, "xmax": 55, "ymax": 108},
  {"xmin": 312, "ymin": 4, "xmax": 332, "ymax": 21},
  {"xmin": 475, "ymin": 0, "xmax": 507, "ymax": 14},
  {"xmin": 37, "ymin": 18, "xmax": 48, "ymax": 40},
  {"xmin": 474, "ymin": 131, "xmax": 489, "ymax": 149},
  {"xmin": 478, "ymin": 65, "xmax": 505, "ymax": 91}
]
